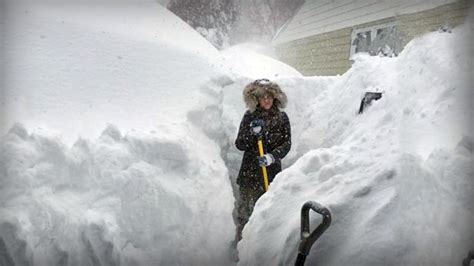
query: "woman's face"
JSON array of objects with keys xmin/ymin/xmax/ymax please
[{"xmin": 259, "ymin": 94, "xmax": 274, "ymax": 110}]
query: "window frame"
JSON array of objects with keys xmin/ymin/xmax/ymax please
[{"xmin": 350, "ymin": 21, "xmax": 397, "ymax": 58}]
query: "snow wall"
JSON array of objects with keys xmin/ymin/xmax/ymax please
[{"xmin": 0, "ymin": 0, "xmax": 237, "ymax": 265}]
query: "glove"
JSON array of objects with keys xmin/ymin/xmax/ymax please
[
  {"xmin": 249, "ymin": 119, "xmax": 265, "ymax": 136},
  {"xmin": 258, "ymin": 153, "xmax": 275, "ymax": 167}
]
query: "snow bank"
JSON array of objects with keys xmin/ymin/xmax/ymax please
[
  {"xmin": 0, "ymin": 0, "xmax": 236, "ymax": 264},
  {"xmin": 237, "ymin": 16, "xmax": 473, "ymax": 266},
  {"xmin": 0, "ymin": 0, "xmax": 228, "ymax": 145},
  {"xmin": 221, "ymin": 43, "xmax": 302, "ymax": 79},
  {"xmin": 0, "ymin": 122, "xmax": 234, "ymax": 265}
]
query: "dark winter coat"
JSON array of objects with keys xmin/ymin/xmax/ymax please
[
  {"xmin": 235, "ymin": 107, "xmax": 291, "ymax": 188},
  {"xmin": 235, "ymin": 79, "xmax": 291, "ymax": 189}
]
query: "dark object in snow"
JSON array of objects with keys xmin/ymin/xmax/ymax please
[
  {"xmin": 358, "ymin": 92, "xmax": 383, "ymax": 114},
  {"xmin": 463, "ymin": 250, "xmax": 474, "ymax": 266},
  {"xmin": 295, "ymin": 201, "xmax": 332, "ymax": 266}
]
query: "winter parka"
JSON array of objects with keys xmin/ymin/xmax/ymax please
[{"xmin": 235, "ymin": 80, "xmax": 291, "ymax": 189}]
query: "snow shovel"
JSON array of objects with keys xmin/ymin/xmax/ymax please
[
  {"xmin": 257, "ymin": 137, "xmax": 270, "ymax": 191},
  {"xmin": 463, "ymin": 250, "xmax": 474, "ymax": 266},
  {"xmin": 295, "ymin": 201, "xmax": 332, "ymax": 266}
]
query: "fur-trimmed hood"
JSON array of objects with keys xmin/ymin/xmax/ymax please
[{"xmin": 243, "ymin": 79, "xmax": 287, "ymax": 112}]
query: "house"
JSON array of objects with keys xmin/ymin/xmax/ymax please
[{"xmin": 272, "ymin": 0, "xmax": 472, "ymax": 76}]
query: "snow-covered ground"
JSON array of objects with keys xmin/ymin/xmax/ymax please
[{"xmin": 1, "ymin": 0, "xmax": 473, "ymax": 265}]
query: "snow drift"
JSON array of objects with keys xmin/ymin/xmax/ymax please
[
  {"xmin": 221, "ymin": 43, "xmax": 302, "ymax": 79},
  {"xmin": 1, "ymin": 123, "xmax": 234, "ymax": 265},
  {"xmin": 0, "ymin": 0, "xmax": 236, "ymax": 265},
  {"xmin": 0, "ymin": 0, "xmax": 229, "ymax": 144},
  {"xmin": 237, "ymin": 13, "xmax": 473, "ymax": 266}
]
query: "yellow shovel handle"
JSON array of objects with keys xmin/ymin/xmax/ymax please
[{"xmin": 257, "ymin": 139, "xmax": 269, "ymax": 191}]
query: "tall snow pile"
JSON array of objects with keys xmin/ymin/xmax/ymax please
[
  {"xmin": 221, "ymin": 43, "xmax": 302, "ymax": 79},
  {"xmin": 0, "ymin": 0, "xmax": 228, "ymax": 144},
  {"xmin": 0, "ymin": 0, "xmax": 235, "ymax": 264},
  {"xmin": 237, "ymin": 12, "xmax": 473, "ymax": 266}
]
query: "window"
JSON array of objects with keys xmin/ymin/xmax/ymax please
[
  {"xmin": 354, "ymin": 31, "xmax": 371, "ymax": 54},
  {"xmin": 350, "ymin": 22, "xmax": 401, "ymax": 58}
]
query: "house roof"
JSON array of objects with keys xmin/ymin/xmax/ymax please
[{"xmin": 272, "ymin": 0, "xmax": 457, "ymax": 44}]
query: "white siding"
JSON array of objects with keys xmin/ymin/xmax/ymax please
[{"xmin": 273, "ymin": 0, "xmax": 458, "ymax": 44}]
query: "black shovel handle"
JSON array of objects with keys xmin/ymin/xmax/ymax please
[
  {"xmin": 463, "ymin": 250, "xmax": 474, "ymax": 266},
  {"xmin": 295, "ymin": 201, "xmax": 332, "ymax": 266}
]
